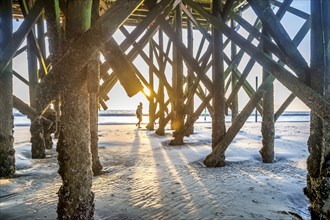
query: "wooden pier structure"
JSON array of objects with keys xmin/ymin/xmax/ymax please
[{"xmin": 0, "ymin": 0, "xmax": 329, "ymax": 219}]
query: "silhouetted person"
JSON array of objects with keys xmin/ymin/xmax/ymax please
[{"xmin": 136, "ymin": 102, "xmax": 143, "ymax": 128}]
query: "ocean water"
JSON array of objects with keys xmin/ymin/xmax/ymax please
[{"xmin": 13, "ymin": 110, "xmax": 310, "ymax": 127}]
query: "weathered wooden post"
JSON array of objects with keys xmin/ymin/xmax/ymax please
[
  {"xmin": 171, "ymin": 4, "xmax": 184, "ymax": 132},
  {"xmin": 0, "ymin": 0, "xmax": 15, "ymax": 177},
  {"xmin": 21, "ymin": 0, "xmax": 47, "ymax": 157},
  {"xmin": 44, "ymin": 0, "xmax": 63, "ymax": 141},
  {"xmin": 187, "ymin": 6, "xmax": 194, "ymax": 134},
  {"xmin": 211, "ymin": 0, "xmax": 226, "ymax": 149},
  {"xmin": 146, "ymin": 41, "xmax": 156, "ymax": 131},
  {"xmin": 37, "ymin": 9, "xmax": 55, "ymax": 150},
  {"xmin": 89, "ymin": 0, "xmax": 102, "ymax": 175},
  {"xmin": 231, "ymin": 19, "xmax": 238, "ymax": 122},
  {"xmin": 305, "ymin": 0, "xmax": 330, "ymax": 218},
  {"xmin": 56, "ymin": 1, "xmax": 94, "ymax": 218},
  {"xmin": 260, "ymin": 15, "xmax": 274, "ymax": 163},
  {"xmin": 26, "ymin": 0, "xmax": 38, "ymax": 109},
  {"xmin": 155, "ymin": 30, "xmax": 166, "ymax": 136}
]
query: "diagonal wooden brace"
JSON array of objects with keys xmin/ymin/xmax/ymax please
[
  {"xmin": 0, "ymin": 0, "xmax": 44, "ymax": 76},
  {"xmin": 184, "ymin": 0, "xmax": 330, "ymax": 121},
  {"xmin": 35, "ymin": 0, "xmax": 145, "ymax": 112},
  {"xmin": 101, "ymin": 39, "xmax": 143, "ymax": 97}
]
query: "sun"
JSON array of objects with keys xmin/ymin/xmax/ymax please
[{"xmin": 143, "ymin": 87, "xmax": 151, "ymax": 97}]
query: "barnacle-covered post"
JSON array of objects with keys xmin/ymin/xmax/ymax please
[
  {"xmin": 56, "ymin": 1, "xmax": 94, "ymax": 218},
  {"xmin": 211, "ymin": 0, "xmax": 226, "ymax": 149},
  {"xmin": 305, "ymin": 0, "xmax": 330, "ymax": 218},
  {"xmin": 0, "ymin": 0, "xmax": 15, "ymax": 177}
]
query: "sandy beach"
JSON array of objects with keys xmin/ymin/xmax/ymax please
[{"xmin": 1, "ymin": 122, "xmax": 310, "ymax": 219}]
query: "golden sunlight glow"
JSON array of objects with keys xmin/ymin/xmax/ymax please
[{"xmin": 143, "ymin": 87, "xmax": 151, "ymax": 97}]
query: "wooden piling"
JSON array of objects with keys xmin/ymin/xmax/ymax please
[
  {"xmin": 230, "ymin": 19, "xmax": 238, "ymax": 122},
  {"xmin": 146, "ymin": 41, "xmax": 156, "ymax": 131},
  {"xmin": 155, "ymin": 30, "xmax": 166, "ymax": 136},
  {"xmin": 260, "ymin": 20, "xmax": 274, "ymax": 163},
  {"xmin": 56, "ymin": 1, "xmax": 94, "ymax": 218},
  {"xmin": 171, "ymin": 4, "xmax": 185, "ymax": 132},
  {"xmin": 26, "ymin": 1, "xmax": 38, "ymax": 109},
  {"xmin": 305, "ymin": 0, "xmax": 330, "ymax": 218},
  {"xmin": 0, "ymin": 0, "xmax": 15, "ymax": 177},
  {"xmin": 211, "ymin": 0, "xmax": 226, "ymax": 149},
  {"xmin": 89, "ymin": 0, "xmax": 102, "ymax": 176},
  {"xmin": 44, "ymin": 0, "xmax": 62, "ymax": 139},
  {"xmin": 23, "ymin": 0, "xmax": 47, "ymax": 156},
  {"xmin": 187, "ymin": 6, "xmax": 194, "ymax": 134}
]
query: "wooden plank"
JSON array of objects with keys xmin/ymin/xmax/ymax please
[
  {"xmin": 35, "ymin": 0, "xmax": 145, "ymax": 112},
  {"xmin": 0, "ymin": 0, "xmax": 44, "ymax": 76}
]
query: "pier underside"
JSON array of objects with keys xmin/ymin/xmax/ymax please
[{"xmin": 0, "ymin": 0, "xmax": 329, "ymax": 218}]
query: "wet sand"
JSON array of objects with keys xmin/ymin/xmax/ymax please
[{"xmin": 1, "ymin": 122, "xmax": 310, "ymax": 219}]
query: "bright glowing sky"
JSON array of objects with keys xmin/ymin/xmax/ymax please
[{"xmin": 12, "ymin": 0, "xmax": 311, "ymax": 112}]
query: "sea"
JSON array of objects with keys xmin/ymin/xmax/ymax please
[{"xmin": 13, "ymin": 110, "xmax": 310, "ymax": 127}]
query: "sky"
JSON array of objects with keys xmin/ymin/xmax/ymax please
[{"xmin": 12, "ymin": 0, "xmax": 311, "ymax": 112}]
